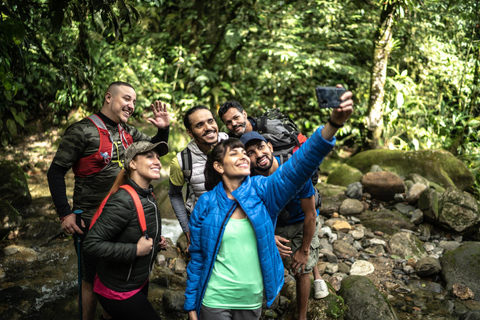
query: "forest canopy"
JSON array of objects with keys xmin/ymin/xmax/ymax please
[{"xmin": 1, "ymin": 0, "xmax": 479, "ymax": 190}]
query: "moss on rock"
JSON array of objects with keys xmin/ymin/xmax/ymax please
[{"xmin": 346, "ymin": 149, "xmax": 474, "ymax": 191}]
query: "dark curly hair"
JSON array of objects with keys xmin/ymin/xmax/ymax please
[{"xmin": 204, "ymin": 138, "xmax": 246, "ymax": 191}]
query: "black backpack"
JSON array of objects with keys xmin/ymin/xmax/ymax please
[{"xmin": 255, "ymin": 108, "xmax": 319, "ymax": 185}]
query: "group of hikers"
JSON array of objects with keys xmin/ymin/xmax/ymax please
[{"xmin": 47, "ymin": 81, "xmax": 354, "ymax": 320}]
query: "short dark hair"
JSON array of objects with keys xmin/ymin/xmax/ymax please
[
  {"xmin": 205, "ymin": 138, "xmax": 246, "ymax": 191},
  {"xmin": 107, "ymin": 81, "xmax": 134, "ymax": 91},
  {"xmin": 183, "ymin": 105, "xmax": 212, "ymax": 130},
  {"xmin": 218, "ymin": 100, "xmax": 244, "ymax": 121}
]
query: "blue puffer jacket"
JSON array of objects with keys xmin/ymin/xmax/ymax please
[{"xmin": 184, "ymin": 126, "xmax": 336, "ymax": 315}]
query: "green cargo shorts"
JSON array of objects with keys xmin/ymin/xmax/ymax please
[{"xmin": 275, "ymin": 215, "xmax": 321, "ymax": 274}]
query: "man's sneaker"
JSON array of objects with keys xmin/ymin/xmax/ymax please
[{"xmin": 314, "ymin": 279, "xmax": 329, "ymax": 299}]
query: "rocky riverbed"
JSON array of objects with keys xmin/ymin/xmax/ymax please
[{"xmin": 1, "ymin": 137, "xmax": 480, "ymax": 320}]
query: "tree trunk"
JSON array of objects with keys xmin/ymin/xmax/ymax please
[{"xmin": 366, "ymin": 4, "xmax": 395, "ymax": 149}]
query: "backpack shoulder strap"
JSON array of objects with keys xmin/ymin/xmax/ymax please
[
  {"xmin": 89, "ymin": 191, "xmax": 113, "ymax": 229},
  {"xmin": 120, "ymin": 185, "xmax": 148, "ymax": 238},
  {"xmin": 180, "ymin": 147, "xmax": 193, "ymax": 183},
  {"xmin": 89, "ymin": 185, "xmax": 149, "ymax": 239}
]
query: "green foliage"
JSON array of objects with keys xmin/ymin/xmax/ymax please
[{"xmin": 1, "ymin": 0, "xmax": 479, "ymax": 195}]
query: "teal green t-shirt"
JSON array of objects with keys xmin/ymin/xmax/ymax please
[{"xmin": 202, "ymin": 218, "xmax": 263, "ymax": 309}]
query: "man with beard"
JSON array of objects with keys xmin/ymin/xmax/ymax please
[
  {"xmin": 168, "ymin": 106, "xmax": 229, "ymax": 246},
  {"xmin": 240, "ymin": 130, "xmax": 332, "ymax": 320},
  {"xmin": 48, "ymin": 81, "xmax": 170, "ymax": 320}
]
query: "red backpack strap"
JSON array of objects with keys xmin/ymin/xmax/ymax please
[
  {"xmin": 292, "ymin": 133, "xmax": 308, "ymax": 153},
  {"xmin": 89, "ymin": 191, "xmax": 113, "ymax": 230},
  {"xmin": 120, "ymin": 185, "xmax": 148, "ymax": 239}
]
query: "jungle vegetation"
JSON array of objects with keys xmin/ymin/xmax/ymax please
[{"xmin": 1, "ymin": 0, "xmax": 479, "ymax": 192}]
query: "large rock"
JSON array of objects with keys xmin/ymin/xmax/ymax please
[
  {"xmin": 327, "ymin": 163, "xmax": 364, "ymax": 187},
  {"xmin": 338, "ymin": 275, "xmax": 399, "ymax": 320},
  {"xmin": 438, "ymin": 188, "xmax": 480, "ymax": 234},
  {"xmin": 0, "ymin": 160, "xmax": 32, "ymax": 210},
  {"xmin": 347, "ymin": 149, "xmax": 474, "ymax": 191},
  {"xmin": 358, "ymin": 209, "xmax": 416, "ymax": 235},
  {"xmin": 360, "ymin": 171, "xmax": 405, "ymax": 201},
  {"xmin": 441, "ymin": 242, "xmax": 480, "ymax": 302},
  {"xmin": 418, "ymin": 188, "xmax": 441, "ymax": 222},
  {"xmin": 387, "ymin": 231, "xmax": 427, "ymax": 260},
  {"xmin": 154, "ymin": 179, "xmax": 176, "ymax": 220}
]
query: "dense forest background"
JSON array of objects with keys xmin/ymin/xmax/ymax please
[{"xmin": 1, "ymin": 0, "xmax": 479, "ymax": 193}]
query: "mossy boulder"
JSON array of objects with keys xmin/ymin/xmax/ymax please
[
  {"xmin": 438, "ymin": 188, "xmax": 480, "ymax": 234},
  {"xmin": 357, "ymin": 209, "xmax": 416, "ymax": 235},
  {"xmin": 440, "ymin": 242, "xmax": 480, "ymax": 301},
  {"xmin": 346, "ymin": 149, "xmax": 474, "ymax": 191},
  {"xmin": 327, "ymin": 164, "xmax": 363, "ymax": 187},
  {"xmin": 0, "ymin": 160, "xmax": 32, "ymax": 210},
  {"xmin": 388, "ymin": 231, "xmax": 427, "ymax": 260},
  {"xmin": 320, "ymin": 157, "xmax": 345, "ymax": 175},
  {"xmin": 338, "ymin": 275, "xmax": 399, "ymax": 320},
  {"xmin": 154, "ymin": 179, "xmax": 176, "ymax": 220}
]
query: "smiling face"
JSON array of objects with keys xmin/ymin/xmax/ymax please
[
  {"xmin": 187, "ymin": 109, "xmax": 219, "ymax": 147},
  {"xmin": 221, "ymin": 108, "xmax": 249, "ymax": 137},
  {"xmin": 129, "ymin": 150, "xmax": 161, "ymax": 188},
  {"xmin": 102, "ymin": 85, "xmax": 137, "ymax": 124},
  {"xmin": 214, "ymin": 146, "xmax": 251, "ymax": 181},
  {"xmin": 245, "ymin": 140, "xmax": 275, "ymax": 176}
]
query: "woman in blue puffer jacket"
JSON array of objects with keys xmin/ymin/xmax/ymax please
[{"xmin": 184, "ymin": 94, "xmax": 353, "ymax": 320}]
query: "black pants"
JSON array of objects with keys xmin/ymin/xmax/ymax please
[{"xmin": 96, "ymin": 282, "xmax": 161, "ymax": 320}]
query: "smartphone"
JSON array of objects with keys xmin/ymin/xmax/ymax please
[{"xmin": 315, "ymin": 86, "xmax": 346, "ymax": 109}]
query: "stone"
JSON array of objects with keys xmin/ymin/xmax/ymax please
[
  {"xmin": 338, "ymin": 262, "xmax": 351, "ymax": 274},
  {"xmin": 174, "ymin": 258, "xmax": 186, "ymax": 274},
  {"xmin": 162, "ymin": 289, "xmax": 185, "ymax": 313},
  {"xmin": 346, "ymin": 149, "xmax": 475, "ymax": 191},
  {"xmin": 394, "ymin": 203, "xmax": 417, "ymax": 216},
  {"xmin": 327, "ymin": 163, "xmax": 364, "ymax": 187},
  {"xmin": 320, "ymin": 248, "xmax": 338, "ymax": 263},
  {"xmin": 406, "ymin": 183, "xmax": 428, "ymax": 204},
  {"xmin": 326, "ymin": 263, "xmax": 339, "ymax": 274},
  {"xmin": 387, "ymin": 231, "xmax": 427, "ymax": 260},
  {"xmin": 0, "ymin": 160, "xmax": 32, "ymax": 210},
  {"xmin": 411, "ymin": 209, "xmax": 424, "ymax": 225},
  {"xmin": 406, "ymin": 173, "xmax": 431, "ymax": 187},
  {"xmin": 339, "ymin": 198, "xmax": 364, "ymax": 216},
  {"xmin": 156, "ymin": 254, "xmax": 166, "ymax": 268},
  {"xmin": 453, "ymin": 283, "xmax": 475, "ymax": 300},
  {"xmin": 437, "ymin": 240, "xmax": 461, "ymax": 252},
  {"xmin": 350, "ymin": 260, "xmax": 375, "ymax": 276},
  {"xmin": 441, "ymin": 242, "xmax": 480, "ymax": 301},
  {"xmin": 351, "ymin": 226, "xmax": 365, "ymax": 240},
  {"xmin": 415, "ymin": 257, "xmax": 442, "ymax": 276},
  {"xmin": 329, "ymin": 275, "xmax": 342, "ymax": 291},
  {"xmin": 438, "ymin": 188, "xmax": 480, "ymax": 235},
  {"xmin": 338, "ymin": 275, "xmax": 399, "ymax": 320},
  {"xmin": 345, "ymin": 182, "xmax": 363, "ymax": 200},
  {"xmin": 361, "ymin": 171, "xmax": 405, "ymax": 201},
  {"xmin": 333, "ymin": 240, "xmax": 358, "ymax": 259},
  {"xmin": 418, "ymin": 188, "xmax": 441, "ymax": 222},
  {"xmin": 358, "ymin": 209, "xmax": 416, "ymax": 235},
  {"xmin": 332, "ymin": 220, "xmax": 353, "ymax": 232},
  {"xmin": 154, "ymin": 179, "xmax": 175, "ymax": 219}
]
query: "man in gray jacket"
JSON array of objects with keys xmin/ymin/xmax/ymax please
[{"xmin": 168, "ymin": 106, "xmax": 228, "ymax": 246}]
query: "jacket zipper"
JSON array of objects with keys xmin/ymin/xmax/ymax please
[
  {"xmin": 197, "ymin": 203, "xmax": 236, "ymax": 314},
  {"xmin": 125, "ymin": 192, "xmax": 159, "ymax": 282},
  {"xmin": 147, "ymin": 195, "xmax": 159, "ymax": 275}
]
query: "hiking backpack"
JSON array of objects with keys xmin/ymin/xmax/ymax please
[
  {"xmin": 256, "ymin": 108, "xmax": 319, "ymax": 185},
  {"xmin": 90, "ymin": 185, "xmax": 151, "ymax": 239}
]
